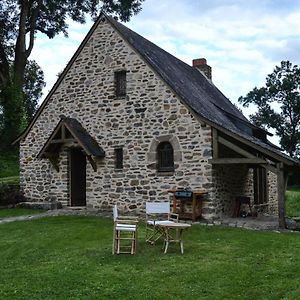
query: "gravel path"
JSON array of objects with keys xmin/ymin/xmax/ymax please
[
  {"xmin": 1, "ymin": 209, "xmax": 297, "ymax": 231},
  {"xmin": 0, "ymin": 209, "xmax": 108, "ymax": 225}
]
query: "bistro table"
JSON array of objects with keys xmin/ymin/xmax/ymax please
[{"xmin": 158, "ymin": 222, "xmax": 191, "ymax": 254}]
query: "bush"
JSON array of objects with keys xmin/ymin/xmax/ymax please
[
  {"xmin": 0, "ymin": 150, "xmax": 19, "ymax": 178},
  {"xmin": 0, "ymin": 183, "xmax": 24, "ymax": 207}
]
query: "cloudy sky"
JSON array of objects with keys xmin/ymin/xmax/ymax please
[{"xmin": 30, "ymin": 0, "xmax": 300, "ymax": 143}]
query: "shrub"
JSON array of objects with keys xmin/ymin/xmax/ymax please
[{"xmin": 0, "ymin": 183, "xmax": 24, "ymax": 207}]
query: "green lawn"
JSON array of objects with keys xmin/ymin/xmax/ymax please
[
  {"xmin": 0, "ymin": 176, "xmax": 19, "ymax": 184},
  {"xmin": 0, "ymin": 216, "xmax": 299, "ymax": 300},
  {"xmin": 0, "ymin": 208, "xmax": 46, "ymax": 218},
  {"xmin": 286, "ymin": 187, "xmax": 300, "ymax": 217}
]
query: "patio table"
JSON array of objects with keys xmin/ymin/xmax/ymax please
[{"xmin": 158, "ymin": 222, "xmax": 191, "ymax": 254}]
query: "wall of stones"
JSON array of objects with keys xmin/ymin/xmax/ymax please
[
  {"xmin": 211, "ymin": 165, "xmax": 253, "ymax": 218},
  {"xmin": 20, "ymin": 18, "xmax": 213, "ymax": 215},
  {"xmin": 267, "ymin": 171, "xmax": 278, "ymax": 215}
]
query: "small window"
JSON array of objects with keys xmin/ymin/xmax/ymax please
[
  {"xmin": 115, "ymin": 148, "xmax": 123, "ymax": 169},
  {"xmin": 157, "ymin": 142, "xmax": 174, "ymax": 172},
  {"xmin": 115, "ymin": 71, "xmax": 126, "ymax": 97}
]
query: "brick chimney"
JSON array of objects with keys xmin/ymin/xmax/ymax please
[{"xmin": 192, "ymin": 58, "xmax": 212, "ymax": 80}]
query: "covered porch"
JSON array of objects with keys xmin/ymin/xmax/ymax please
[{"xmin": 209, "ymin": 128, "xmax": 299, "ymax": 228}]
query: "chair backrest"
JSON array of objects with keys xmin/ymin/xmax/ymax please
[
  {"xmin": 146, "ymin": 202, "xmax": 170, "ymax": 214},
  {"xmin": 113, "ymin": 205, "xmax": 118, "ymax": 221}
]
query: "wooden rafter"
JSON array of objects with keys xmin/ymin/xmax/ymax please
[
  {"xmin": 214, "ymin": 134, "xmax": 279, "ymax": 173},
  {"xmin": 48, "ymin": 156, "xmax": 59, "ymax": 172},
  {"xmin": 87, "ymin": 155, "xmax": 97, "ymax": 172},
  {"xmin": 218, "ymin": 136, "xmax": 256, "ymax": 159},
  {"xmin": 209, "ymin": 158, "xmax": 268, "ymax": 164}
]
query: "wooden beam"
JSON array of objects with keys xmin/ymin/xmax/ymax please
[
  {"xmin": 43, "ymin": 152, "xmax": 59, "ymax": 158},
  {"xmin": 212, "ymin": 128, "xmax": 218, "ymax": 158},
  {"xmin": 49, "ymin": 156, "xmax": 59, "ymax": 172},
  {"xmin": 209, "ymin": 158, "xmax": 267, "ymax": 164},
  {"xmin": 218, "ymin": 136, "xmax": 256, "ymax": 158},
  {"xmin": 277, "ymin": 162, "xmax": 287, "ymax": 229},
  {"xmin": 49, "ymin": 138, "xmax": 75, "ymax": 144},
  {"xmin": 64, "ymin": 123, "xmax": 92, "ymax": 156},
  {"xmin": 87, "ymin": 155, "xmax": 97, "ymax": 172},
  {"xmin": 193, "ymin": 116, "xmax": 294, "ymax": 166},
  {"xmin": 61, "ymin": 124, "xmax": 66, "ymax": 139},
  {"xmin": 260, "ymin": 163, "xmax": 278, "ymax": 174}
]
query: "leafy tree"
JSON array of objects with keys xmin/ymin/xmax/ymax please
[
  {"xmin": 0, "ymin": 0, "xmax": 144, "ymax": 149},
  {"xmin": 23, "ymin": 60, "xmax": 45, "ymax": 122},
  {"xmin": 239, "ymin": 61, "xmax": 300, "ymax": 158},
  {"xmin": 0, "ymin": 60, "xmax": 45, "ymax": 140}
]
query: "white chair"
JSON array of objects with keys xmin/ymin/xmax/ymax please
[
  {"xmin": 145, "ymin": 201, "xmax": 179, "ymax": 244},
  {"xmin": 112, "ymin": 205, "xmax": 138, "ymax": 255}
]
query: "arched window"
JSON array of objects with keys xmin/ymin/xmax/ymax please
[{"xmin": 157, "ymin": 142, "xmax": 174, "ymax": 172}]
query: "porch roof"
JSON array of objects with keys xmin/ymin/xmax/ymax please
[{"xmin": 37, "ymin": 116, "xmax": 105, "ymax": 171}]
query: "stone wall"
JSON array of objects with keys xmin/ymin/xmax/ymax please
[
  {"xmin": 211, "ymin": 165, "xmax": 253, "ymax": 218},
  {"xmin": 20, "ymin": 18, "xmax": 213, "ymax": 215},
  {"xmin": 267, "ymin": 171, "xmax": 278, "ymax": 215}
]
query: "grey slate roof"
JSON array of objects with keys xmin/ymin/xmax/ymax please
[
  {"xmin": 107, "ymin": 16, "xmax": 299, "ymax": 165},
  {"xmin": 16, "ymin": 13, "xmax": 299, "ymax": 166}
]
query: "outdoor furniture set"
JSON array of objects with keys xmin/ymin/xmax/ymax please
[
  {"xmin": 112, "ymin": 189, "xmax": 209, "ymax": 255},
  {"xmin": 112, "ymin": 202, "xmax": 191, "ymax": 255}
]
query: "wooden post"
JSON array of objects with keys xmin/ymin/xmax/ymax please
[{"xmin": 277, "ymin": 163, "xmax": 287, "ymax": 229}]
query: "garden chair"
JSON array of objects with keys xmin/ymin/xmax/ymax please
[
  {"xmin": 145, "ymin": 201, "xmax": 179, "ymax": 244},
  {"xmin": 112, "ymin": 205, "xmax": 138, "ymax": 255}
]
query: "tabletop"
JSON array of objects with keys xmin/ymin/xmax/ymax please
[{"xmin": 158, "ymin": 222, "xmax": 191, "ymax": 229}]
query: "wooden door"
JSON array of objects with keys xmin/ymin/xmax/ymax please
[{"xmin": 70, "ymin": 148, "xmax": 86, "ymax": 206}]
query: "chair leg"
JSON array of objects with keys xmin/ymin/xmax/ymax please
[
  {"xmin": 112, "ymin": 229, "xmax": 116, "ymax": 254},
  {"xmin": 117, "ymin": 231, "xmax": 120, "ymax": 254},
  {"xmin": 131, "ymin": 231, "xmax": 135, "ymax": 255}
]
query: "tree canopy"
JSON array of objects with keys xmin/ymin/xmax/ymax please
[
  {"xmin": 239, "ymin": 61, "xmax": 300, "ymax": 158},
  {"xmin": 0, "ymin": 0, "xmax": 144, "ymax": 150}
]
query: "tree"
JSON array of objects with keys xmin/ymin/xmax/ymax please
[
  {"xmin": 0, "ymin": 60, "xmax": 45, "ymax": 139},
  {"xmin": 23, "ymin": 60, "xmax": 45, "ymax": 121},
  {"xmin": 239, "ymin": 61, "xmax": 300, "ymax": 158},
  {"xmin": 0, "ymin": 0, "xmax": 144, "ymax": 149}
]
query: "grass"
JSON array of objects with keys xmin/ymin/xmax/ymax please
[
  {"xmin": 0, "ymin": 216, "xmax": 299, "ymax": 299},
  {"xmin": 286, "ymin": 187, "xmax": 300, "ymax": 217},
  {"xmin": 0, "ymin": 176, "xmax": 19, "ymax": 184},
  {"xmin": 0, "ymin": 208, "xmax": 46, "ymax": 218}
]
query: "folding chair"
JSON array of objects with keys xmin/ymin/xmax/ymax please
[
  {"xmin": 112, "ymin": 205, "xmax": 138, "ymax": 255},
  {"xmin": 145, "ymin": 201, "xmax": 179, "ymax": 244}
]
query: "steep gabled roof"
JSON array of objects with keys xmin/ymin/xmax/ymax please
[
  {"xmin": 15, "ymin": 14, "xmax": 299, "ymax": 166},
  {"xmin": 107, "ymin": 16, "xmax": 299, "ymax": 166}
]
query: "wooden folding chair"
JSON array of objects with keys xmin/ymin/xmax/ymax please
[
  {"xmin": 145, "ymin": 201, "xmax": 179, "ymax": 244},
  {"xmin": 112, "ymin": 205, "xmax": 138, "ymax": 255}
]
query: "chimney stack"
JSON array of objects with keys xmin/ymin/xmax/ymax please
[{"xmin": 192, "ymin": 58, "xmax": 212, "ymax": 80}]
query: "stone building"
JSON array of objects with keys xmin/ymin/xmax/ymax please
[{"xmin": 15, "ymin": 14, "xmax": 299, "ymax": 226}]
